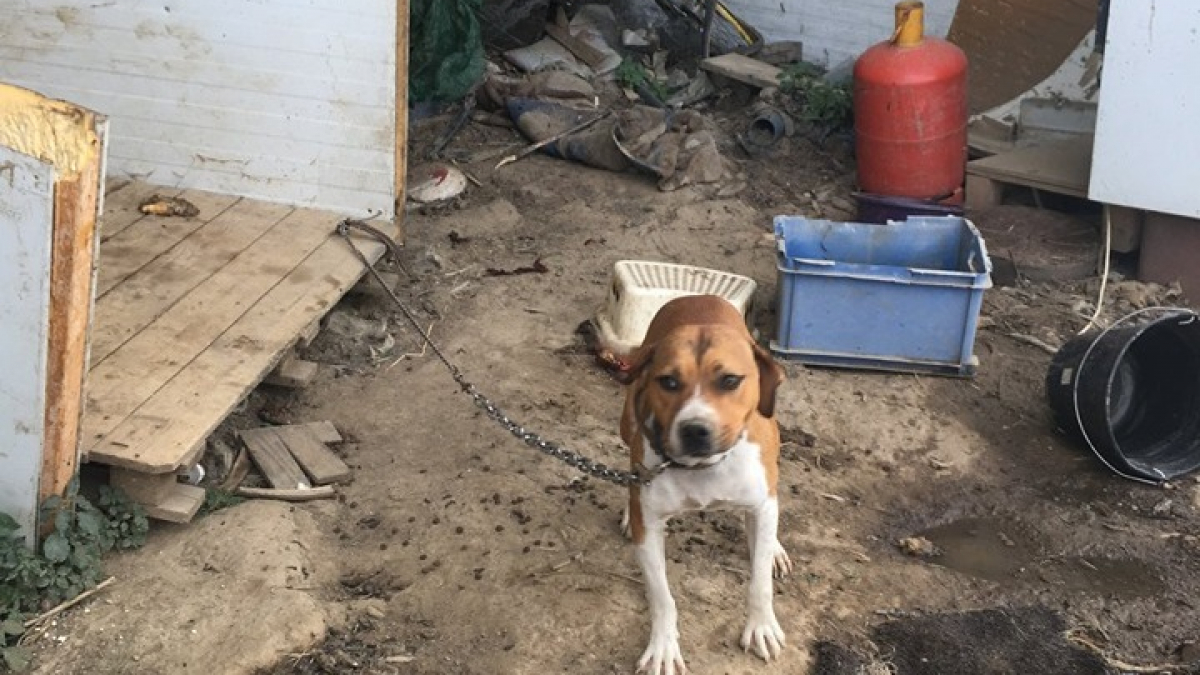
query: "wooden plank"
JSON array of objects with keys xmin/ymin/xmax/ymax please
[
  {"xmin": 965, "ymin": 135, "xmax": 1093, "ymax": 198},
  {"xmin": 98, "ymin": 182, "xmax": 181, "ymax": 240},
  {"xmin": 297, "ymin": 320, "xmax": 321, "ymax": 349},
  {"xmin": 274, "ymin": 425, "xmax": 351, "ymax": 485},
  {"xmin": 298, "ymin": 420, "xmax": 342, "ymax": 445},
  {"xmin": 1107, "ymin": 206, "xmax": 1144, "ymax": 254},
  {"xmin": 545, "ymin": 22, "xmax": 608, "ymax": 70},
  {"xmin": 94, "ymin": 188, "xmax": 242, "ymax": 297},
  {"xmin": 88, "ymin": 217, "xmax": 397, "ymax": 473},
  {"xmin": 142, "ymin": 482, "xmax": 205, "ymax": 523},
  {"xmin": 965, "ymin": 175, "xmax": 1004, "ymax": 210},
  {"xmin": 109, "ymin": 468, "xmax": 178, "ymax": 505},
  {"xmin": 264, "ymin": 355, "xmax": 320, "ymax": 388},
  {"xmin": 90, "ymin": 197, "xmax": 294, "ymax": 363},
  {"xmin": 82, "ymin": 206, "xmax": 341, "ymax": 471},
  {"xmin": 700, "ymin": 53, "xmax": 782, "ymax": 89},
  {"xmin": 88, "ymin": 415, "xmax": 172, "ymax": 469},
  {"xmin": 240, "ymin": 428, "xmax": 312, "ymax": 490},
  {"xmin": 41, "ymin": 147, "xmax": 103, "ymax": 510}
]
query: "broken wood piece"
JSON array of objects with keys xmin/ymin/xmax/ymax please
[
  {"xmin": 297, "ymin": 420, "xmax": 343, "ymax": 444},
  {"xmin": 220, "ymin": 442, "xmax": 251, "ymax": 491},
  {"xmin": 265, "ymin": 354, "xmax": 320, "ymax": 388},
  {"xmin": 24, "ymin": 576, "xmax": 116, "ymax": 629},
  {"xmin": 142, "ymin": 483, "xmax": 206, "ymax": 523},
  {"xmin": 239, "ymin": 427, "xmax": 312, "ymax": 489},
  {"xmin": 272, "ymin": 424, "xmax": 352, "ymax": 485},
  {"xmin": 297, "ymin": 320, "xmax": 321, "ymax": 350},
  {"xmin": 544, "ymin": 23, "xmax": 608, "ymax": 70},
  {"xmin": 700, "ymin": 53, "xmax": 783, "ymax": 89},
  {"xmin": 110, "ymin": 467, "xmax": 179, "ymax": 505},
  {"xmin": 757, "ymin": 41, "xmax": 804, "ymax": 66},
  {"xmin": 235, "ymin": 485, "xmax": 336, "ymax": 501}
]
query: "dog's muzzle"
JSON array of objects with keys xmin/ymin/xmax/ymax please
[{"xmin": 679, "ymin": 421, "xmax": 717, "ymax": 457}]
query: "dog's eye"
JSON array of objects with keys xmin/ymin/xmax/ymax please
[
  {"xmin": 718, "ymin": 374, "xmax": 744, "ymax": 391},
  {"xmin": 656, "ymin": 375, "xmax": 681, "ymax": 392}
]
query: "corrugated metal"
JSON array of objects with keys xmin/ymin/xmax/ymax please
[
  {"xmin": 0, "ymin": 0, "xmax": 395, "ymax": 216},
  {"xmin": 726, "ymin": 0, "xmax": 959, "ymax": 71}
]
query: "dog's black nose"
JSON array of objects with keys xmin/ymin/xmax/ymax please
[{"xmin": 680, "ymin": 422, "xmax": 714, "ymax": 455}]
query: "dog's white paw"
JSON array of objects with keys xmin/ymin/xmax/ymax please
[
  {"xmin": 637, "ymin": 632, "xmax": 687, "ymax": 675},
  {"xmin": 740, "ymin": 612, "xmax": 786, "ymax": 662},
  {"xmin": 771, "ymin": 541, "xmax": 793, "ymax": 579},
  {"xmin": 620, "ymin": 507, "xmax": 632, "ymax": 539}
]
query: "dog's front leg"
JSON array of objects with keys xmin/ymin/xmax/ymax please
[
  {"xmin": 740, "ymin": 498, "xmax": 786, "ymax": 661},
  {"xmin": 636, "ymin": 515, "xmax": 686, "ymax": 674}
]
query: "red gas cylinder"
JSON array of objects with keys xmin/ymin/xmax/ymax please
[{"xmin": 853, "ymin": 1, "xmax": 968, "ymax": 201}]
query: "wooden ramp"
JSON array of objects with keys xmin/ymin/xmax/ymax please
[
  {"xmin": 86, "ymin": 181, "xmax": 398, "ymax": 521},
  {"xmin": 965, "ymin": 134, "xmax": 1094, "ymax": 208}
]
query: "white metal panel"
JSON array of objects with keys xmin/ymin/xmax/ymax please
[
  {"xmin": 0, "ymin": 0, "xmax": 395, "ymax": 216},
  {"xmin": 1088, "ymin": 1, "xmax": 1200, "ymax": 217},
  {"xmin": 0, "ymin": 147, "xmax": 55, "ymax": 545},
  {"xmin": 724, "ymin": 0, "xmax": 959, "ymax": 70}
]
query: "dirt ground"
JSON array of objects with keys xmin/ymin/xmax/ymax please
[{"xmin": 27, "ymin": 96, "xmax": 1200, "ymax": 675}]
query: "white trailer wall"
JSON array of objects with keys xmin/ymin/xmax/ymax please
[
  {"xmin": 725, "ymin": 0, "xmax": 959, "ymax": 71},
  {"xmin": 0, "ymin": 0, "xmax": 396, "ymax": 216}
]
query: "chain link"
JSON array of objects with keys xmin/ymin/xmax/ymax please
[{"xmin": 337, "ymin": 219, "xmax": 652, "ymax": 487}]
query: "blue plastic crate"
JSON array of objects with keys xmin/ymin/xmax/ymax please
[{"xmin": 772, "ymin": 215, "xmax": 993, "ymax": 376}]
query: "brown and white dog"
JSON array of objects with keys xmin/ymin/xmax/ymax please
[{"xmin": 619, "ymin": 294, "xmax": 790, "ymax": 674}]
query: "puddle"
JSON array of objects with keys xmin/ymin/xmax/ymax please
[
  {"xmin": 919, "ymin": 517, "xmax": 1039, "ymax": 583},
  {"xmin": 917, "ymin": 516, "xmax": 1164, "ymax": 598}
]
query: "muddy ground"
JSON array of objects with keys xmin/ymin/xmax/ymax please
[{"xmin": 28, "ymin": 95, "xmax": 1200, "ymax": 675}]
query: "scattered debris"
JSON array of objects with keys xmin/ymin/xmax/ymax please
[
  {"xmin": 408, "ymin": 162, "xmax": 469, "ymax": 203},
  {"xmin": 757, "ymin": 40, "xmax": 804, "ymax": 66},
  {"xmin": 897, "ymin": 536, "xmax": 941, "ymax": 558},
  {"xmin": 701, "ymin": 52, "xmax": 783, "ymax": 89},
  {"xmin": 138, "ymin": 194, "xmax": 199, "ymax": 217},
  {"xmin": 495, "ymin": 111, "xmax": 612, "ymax": 169},
  {"xmin": 234, "ymin": 485, "xmax": 337, "ymax": 502},
  {"xmin": 240, "ymin": 423, "xmax": 350, "ymax": 487},
  {"xmin": 265, "ymin": 354, "xmax": 321, "ymax": 389},
  {"xmin": 545, "ymin": 13, "xmax": 620, "ymax": 74},
  {"xmin": 23, "ymin": 577, "xmax": 116, "ymax": 631},
  {"xmin": 485, "ymin": 258, "xmax": 549, "ymax": 276}
]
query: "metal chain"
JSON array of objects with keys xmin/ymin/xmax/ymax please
[{"xmin": 336, "ymin": 218, "xmax": 654, "ymax": 487}]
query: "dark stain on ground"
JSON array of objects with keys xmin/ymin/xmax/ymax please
[
  {"xmin": 875, "ymin": 607, "xmax": 1109, "ymax": 675},
  {"xmin": 918, "ymin": 516, "xmax": 1164, "ymax": 599},
  {"xmin": 814, "ymin": 607, "xmax": 1111, "ymax": 675}
]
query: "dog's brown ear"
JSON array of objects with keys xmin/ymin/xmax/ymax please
[
  {"xmin": 614, "ymin": 343, "xmax": 656, "ymax": 386},
  {"xmin": 752, "ymin": 341, "xmax": 784, "ymax": 418}
]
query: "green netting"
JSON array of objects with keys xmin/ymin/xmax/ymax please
[{"xmin": 410, "ymin": 0, "xmax": 485, "ymax": 103}]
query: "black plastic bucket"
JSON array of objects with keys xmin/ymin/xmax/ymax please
[{"xmin": 1046, "ymin": 308, "xmax": 1200, "ymax": 483}]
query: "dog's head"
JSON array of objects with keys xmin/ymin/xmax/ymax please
[{"xmin": 624, "ymin": 324, "xmax": 784, "ymax": 466}]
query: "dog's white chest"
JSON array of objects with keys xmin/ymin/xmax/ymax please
[{"xmin": 641, "ymin": 438, "xmax": 771, "ymax": 518}]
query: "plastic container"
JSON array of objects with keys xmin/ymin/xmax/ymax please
[
  {"xmin": 772, "ymin": 215, "xmax": 992, "ymax": 376},
  {"xmin": 594, "ymin": 261, "xmax": 758, "ymax": 355},
  {"xmin": 853, "ymin": 1, "xmax": 969, "ymax": 199},
  {"xmin": 1046, "ymin": 308, "xmax": 1200, "ymax": 483}
]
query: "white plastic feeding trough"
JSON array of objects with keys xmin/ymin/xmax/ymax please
[{"xmin": 594, "ymin": 260, "xmax": 758, "ymax": 355}]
